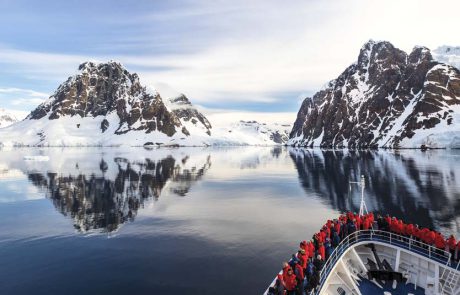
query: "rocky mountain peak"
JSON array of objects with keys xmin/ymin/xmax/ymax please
[
  {"xmin": 170, "ymin": 94, "xmax": 191, "ymax": 106},
  {"xmin": 408, "ymin": 46, "xmax": 432, "ymax": 65},
  {"xmin": 2, "ymin": 61, "xmax": 213, "ymax": 146},
  {"xmin": 289, "ymin": 40, "xmax": 460, "ymax": 148},
  {"xmin": 357, "ymin": 40, "xmax": 405, "ymax": 70}
]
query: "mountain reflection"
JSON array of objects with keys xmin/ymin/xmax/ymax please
[
  {"xmin": 289, "ymin": 148, "xmax": 460, "ymax": 234},
  {"xmin": 27, "ymin": 154, "xmax": 211, "ymax": 233}
]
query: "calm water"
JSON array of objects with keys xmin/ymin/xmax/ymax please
[{"xmin": 0, "ymin": 147, "xmax": 458, "ymax": 294}]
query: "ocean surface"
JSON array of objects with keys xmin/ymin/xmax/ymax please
[{"xmin": 0, "ymin": 147, "xmax": 458, "ymax": 295}]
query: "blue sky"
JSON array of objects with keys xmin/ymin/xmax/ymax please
[{"xmin": 0, "ymin": 0, "xmax": 459, "ymax": 115}]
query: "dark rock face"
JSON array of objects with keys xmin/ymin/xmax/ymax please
[
  {"xmin": 289, "ymin": 40, "xmax": 460, "ymax": 148},
  {"xmin": 168, "ymin": 94, "xmax": 212, "ymax": 136},
  {"xmin": 27, "ymin": 61, "xmax": 211, "ymax": 139}
]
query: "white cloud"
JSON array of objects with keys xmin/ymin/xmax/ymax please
[
  {"xmin": 0, "ymin": 87, "xmax": 49, "ymax": 98},
  {"xmin": 0, "ymin": 87, "xmax": 48, "ymax": 110},
  {"xmin": 0, "ymin": 46, "xmax": 92, "ymax": 81},
  {"xmin": 0, "ymin": 0, "xmax": 459, "ymax": 109},
  {"xmin": 10, "ymin": 97, "xmax": 46, "ymax": 106}
]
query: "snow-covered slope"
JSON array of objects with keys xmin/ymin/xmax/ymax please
[
  {"xmin": 289, "ymin": 40, "xmax": 460, "ymax": 149},
  {"xmin": 205, "ymin": 112, "xmax": 293, "ymax": 145},
  {"xmin": 153, "ymin": 82, "xmax": 212, "ymax": 137},
  {"xmin": 0, "ymin": 61, "xmax": 212, "ymax": 147},
  {"xmin": 0, "ymin": 62, "xmax": 292, "ymax": 147},
  {"xmin": 433, "ymin": 46, "xmax": 460, "ymax": 70},
  {"xmin": 0, "ymin": 109, "xmax": 19, "ymax": 128},
  {"xmin": 211, "ymin": 120, "xmax": 291, "ymax": 145}
]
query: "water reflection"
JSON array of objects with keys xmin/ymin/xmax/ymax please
[
  {"xmin": 289, "ymin": 148, "xmax": 460, "ymax": 234},
  {"xmin": 25, "ymin": 153, "xmax": 211, "ymax": 233},
  {"xmin": 0, "ymin": 147, "xmax": 458, "ymax": 236}
]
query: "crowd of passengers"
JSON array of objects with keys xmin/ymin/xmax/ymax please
[{"xmin": 268, "ymin": 211, "xmax": 460, "ymax": 295}]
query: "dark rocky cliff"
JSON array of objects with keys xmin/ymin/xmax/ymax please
[
  {"xmin": 289, "ymin": 40, "xmax": 460, "ymax": 148},
  {"xmin": 28, "ymin": 61, "xmax": 211, "ymax": 138}
]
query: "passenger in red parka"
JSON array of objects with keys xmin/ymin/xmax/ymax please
[
  {"xmin": 419, "ymin": 228, "xmax": 428, "ymax": 243},
  {"xmin": 294, "ymin": 261, "xmax": 304, "ymax": 281},
  {"xmin": 319, "ymin": 229, "xmax": 326, "ymax": 243},
  {"xmin": 308, "ymin": 241, "xmax": 315, "ymax": 259},
  {"xmin": 368, "ymin": 212, "xmax": 374, "ymax": 225},
  {"xmin": 397, "ymin": 220, "xmax": 404, "ymax": 235},
  {"xmin": 413, "ymin": 225, "xmax": 421, "ymax": 241},
  {"xmin": 298, "ymin": 249, "xmax": 308, "ymax": 270},
  {"xmin": 324, "ymin": 225, "xmax": 331, "ymax": 239},
  {"xmin": 355, "ymin": 215, "xmax": 362, "ymax": 230},
  {"xmin": 318, "ymin": 242, "xmax": 325, "ymax": 261},
  {"xmin": 385, "ymin": 215, "xmax": 392, "ymax": 229},
  {"xmin": 299, "ymin": 240, "xmax": 307, "ymax": 251},
  {"xmin": 283, "ymin": 268, "xmax": 297, "ymax": 294},
  {"xmin": 282, "ymin": 262, "xmax": 291, "ymax": 282},
  {"xmin": 334, "ymin": 220, "xmax": 341, "ymax": 235},
  {"xmin": 406, "ymin": 224, "xmax": 414, "ymax": 237},
  {"xmin": 390, "ymin": 218, "xmax": 398, "ymax": 233},
  {"xmin": 422, "ymin": 228, "xmax": 436, "ymax": 245},
  {"xmin": 362, "ymin": 217, "xmax": 371, "ymax": 230},
  {"xmin": 447, "ymin": 235, "xmax": 456, "ymax": 259},
  {"xmin": 434, "ymin": 233, "xmax": 445, "ymax": 248},
  {"xmin": 347, "ymin": 211, "xmax": 354, "ymax": 221}
]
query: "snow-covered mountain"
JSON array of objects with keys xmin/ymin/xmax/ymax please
[
  {"xmin": 0, "ymin": 61, "xmax": 291, "ymax": 147},
  {"xmin": 433, "ymin": 45, "xmax": 460, "ymax": 70},
  {"xmin": 211, "ymin": 120, "xmax": 291, "ymax": 145},
  {"xmin": 0, "ymin": 61, "xmax": 212, "ymax": 147},
  {"xmin": 289, "ymin": 40, "xmax": 460, "ymax": 149},
  {"xmin": 0, "ymin": 109, "xmax": 19, "ymax": 128}
]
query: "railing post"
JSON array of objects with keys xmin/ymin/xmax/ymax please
[{"xmin": 428, "ymin": 246, "xmax": 431, "ymax": 259}]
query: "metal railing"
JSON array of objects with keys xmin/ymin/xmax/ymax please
[{"xmin": 312, "ymin": 230, "xmax": 459, "ymax": 295}]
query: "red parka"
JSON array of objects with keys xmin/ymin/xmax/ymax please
[
  {"xmin": 406, "ymin": 224, "xmax": 414, "ymax": 236},
  {"xmin": 368, "ymin": 212, "xmax": 374, "ymax": 224},
  {"xmin": 435, "ymin": 233, "xmax": 446, "ymax": 249},
  {"xmin": 318, "ymin": 245, "xmax": 325, "ymax": 260},
  {"xmin": 298, "ymin": 252, "xmax": 308, "ymax": 269},
  {"xmin": 447, "ymin": 236, "xmax": 456, "ymax": 250},
  {"xmin": 334, "ymin": 222, "xmax": 341, "ymax": 234},
  {"xmin": 300, "ymin": 240, "xmax": 307, "ymax": 251},
  {"xmin": 294, "ymin": 263, "xmax": 304, "ymax": 281},
  {"xmin": 284, "ymin": 272, "xmax": 297, "ymax": 291},
  {"xmin": 363, "ymin": 217, "xmax": 371, "ymax": 230},
  {"xmin": 308, "ymin": 242, "xmax": 315, "ymax": 259}
]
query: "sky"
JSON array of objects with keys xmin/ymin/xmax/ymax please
[{"xmin": 0, "ymin": 0, "xmax": 459, "ymax": 118}]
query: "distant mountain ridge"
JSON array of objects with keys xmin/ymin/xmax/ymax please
[
  {"xmin": 433, "ymin": 45, "xmax": 460, "ymax": 70},
  {"xmin": 212, "ymin": 120, "xmax": 291, "ymax": 145},
  {"xmin": 289, "ymin": 40, "xmax": 460, "ymax": 148},
  {"xmin": 0, "ymin": 109, "xmax": 18, "ymax": 128}
]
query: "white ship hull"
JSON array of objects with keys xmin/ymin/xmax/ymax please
[{"xmin": 266, "ymin": 230, "xmax": 460, "ymax": 295}]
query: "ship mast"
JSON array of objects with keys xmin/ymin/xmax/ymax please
[{"xmin": 349, "ymin": 175, "xmax": 368, "ymax": 217}]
